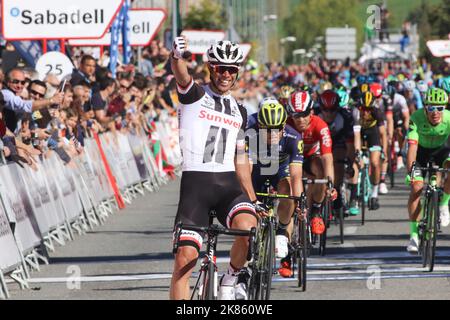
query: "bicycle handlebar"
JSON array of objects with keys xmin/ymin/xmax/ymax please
[
  {"xmin": 410, "ymin": 161, "xmax": 450, "ymax": 175},
  {"xmin": 256, "ymin": 192, "xmax": 304, "ymax": 202}
]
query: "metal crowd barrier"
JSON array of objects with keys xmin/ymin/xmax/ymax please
[{"xmin": 0, "ymin": 119, "xmax": 181, "ymax": 299}]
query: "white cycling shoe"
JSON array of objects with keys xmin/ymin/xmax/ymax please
[
  {"xmin": 219, "ymin": 274, "xmax": 236, "ymax": 300},
  {"xmin": 440, "ymin": 205, "xmax": 450, "ymax": 227},
  {"xmin": 275, "ymin": 235, "xmax": 289, "ymax": 258},
  {"xmin": 379, "ymin": 183, "xmax": 388, "ymax": 195},
  {"xmin": 407, "ymin": 236, "xmax": 419, "ymax": 254}
]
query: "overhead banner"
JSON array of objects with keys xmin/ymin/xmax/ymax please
[
  {"xmin": 68, "ymin": 9, "xmax": 166, "ymax": 47},
  {"xmin": 2, "ymin": 0, "xmax": 124, "ymax": 40},
  {"xmin": 180, "ymin": 30, "xmax": 226, "ymax": 54}
]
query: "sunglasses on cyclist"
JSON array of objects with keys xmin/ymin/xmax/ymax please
[
  {"xmin": 213, "ymin": 65, "xmax": 239, "ymax": 75},
  {"xmin": 29, "ymin": 89, "xmax": 45, "ymax": 98},
  {"xmin": 10, "ymin": 79, "xmax": 27, "ymax": 85},
  {"xmin": 425, "ymin": 105, "xmax": 445, "ymax": 113},
  {"xmin": 292, "ymin": 110, "xmax": 311, "ymax": 119}
]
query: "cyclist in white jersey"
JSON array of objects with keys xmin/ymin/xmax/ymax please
[{"xmin": 169, "ymin": 37, "xmax": 259, "ymax": 300}]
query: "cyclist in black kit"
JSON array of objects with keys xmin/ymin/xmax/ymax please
[{"xmin": 169, "ymin": 37, "xmax": 260, "ymax": 300}]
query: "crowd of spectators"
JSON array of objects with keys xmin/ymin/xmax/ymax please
[
  {"xmin": 0, "ymin": 39, "xmax": 182, "ymax": 171},
  {"xmin": 0, "ymin": 38, "xmax": 448, "ymax": 170}
]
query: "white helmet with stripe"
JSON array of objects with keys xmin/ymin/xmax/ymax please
[{"xmin": 207, "ymin": 40, "xmax": 245, "ymax": 66}]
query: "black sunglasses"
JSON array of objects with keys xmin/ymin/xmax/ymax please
[
  {"xmin": 30, "ymin": 89, "xmax": 45, "ymax": 98},
  {"xmin": 213, "ymin": 65, "xmax": 239, "ymax": 75},
  {"xmin": 120, "ymin": 84, "xmax": 131, "ymax": 90},
  {"xmin": 10, "ymin": 79, "xmax": 27, "ymax": 85},
  {"xmin": 292, "ymin": 111, "xmax": 311, "ymax": 119}
]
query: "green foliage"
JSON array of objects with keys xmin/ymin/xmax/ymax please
[
  {"xmin": 283, "ymin": 0, "xmax": 362, "ymax": 62},
  {"xmin": 184, "ymin": 0, "xmax": 227, "ymax": 30},
  {"xmin": 407, "ymin": 0, "xmax": 449, "ymax": 60}
]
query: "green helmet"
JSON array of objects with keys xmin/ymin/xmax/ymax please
[
  {"xmin": 336, "ymin": 89, "xmax": 350, "ymax": 108},
  {"xmin": 425, "ymin": 88, "xmax": 449, "ymax": 105},
  {"xmin": 258, "ymin": 99, "xmax": 287, "ymax": 128}
]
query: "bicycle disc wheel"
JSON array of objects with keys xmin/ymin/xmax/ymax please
[{"xmin": 297, "ymin": 217, "xmax": 308, "ymax": 291}]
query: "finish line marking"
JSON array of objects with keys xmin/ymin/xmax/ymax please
[{"xmin": 20, "ymin": 264, "xmax": 450, "ymax": 284}]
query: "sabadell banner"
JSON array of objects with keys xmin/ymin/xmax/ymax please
[{"xmin": 1, "ymin": 0, "xmax": 124, "ymax": 40}]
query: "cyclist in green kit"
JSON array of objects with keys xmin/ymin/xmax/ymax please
[{"xmin": 405, "ymin": 88, "xmax": 450, "ymax": 253}]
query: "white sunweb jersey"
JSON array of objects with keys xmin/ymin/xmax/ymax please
[{"xmin": 177, "ymin": 79, "xmax": 247, "ymax": 173}]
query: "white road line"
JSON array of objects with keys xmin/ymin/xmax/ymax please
[
  {"xmin": 25, "ymin": 274, "xmax": 174, "ymax": 283},
  {"xmin": 20, "ymin": 264, "xmax": 450, "ymax": 285},
  {"xmin": 344, "ymin": 226, "xmax": 358, "ymax": 234},
  {"xmin": 272, "ymin": 273, "xmax": 450, "ymax": 282}
]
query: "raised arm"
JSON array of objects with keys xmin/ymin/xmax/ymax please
[{"xmin": 170, "ymin": 37, "xmax": 191, "ymax": 88}]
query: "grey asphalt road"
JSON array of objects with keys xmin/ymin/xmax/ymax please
[{"xmin": 7, "ymin": 171, "xmax": 450, "ymax": 300}]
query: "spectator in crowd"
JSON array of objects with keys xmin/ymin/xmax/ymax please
[
  {"xmin": 70, "ymin": 55, "xmax": 97, "ymax": 88},
  {"xmin": 2, "ymin": 68, "xmax": 63, "ymax": 132},
  {"xmin": 92, "ymin": 77, "xmax": 116, "ymax": 124},
  {"xmin": 139, "ymin": 48, "xmax": 154, "ymax": 78}
]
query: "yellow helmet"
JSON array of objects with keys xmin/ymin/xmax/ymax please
[
  {"xmin": 360, "ymin": 91, "xmax": 375, "ymax": 108},
  {"xmin": 258, "ymin": 99, "xmax": 287, "ymax": 128}
]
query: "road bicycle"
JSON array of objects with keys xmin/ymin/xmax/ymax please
[
  {"xmin": 410, "ymin": 161, "xmax": 450, "ymax": 272},
  {"xmin": 173, "ymin": 212, "xmax": 256, "ymax": 300},
  {"xmin": 255, "ymin": 191, "xmax": 310, "ymax": 291},
  {"xmin": 356, "ymin": 148, "xmax": 372, "ymax": 226}
]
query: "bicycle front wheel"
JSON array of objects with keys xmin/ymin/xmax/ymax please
[
  {"xmin": 258, "ymin": 221, "xmax": 275, "ymax": 300},
  {"xmin": 427, "ymin": 191, "xmax": 439, "ymax": 272},
  {"xmin": 297, "ymin": 216, "xmax": 308, "ymax": 291},
  {"xmin": 319, "ymin": 201, "xmax": 329, "ymax": 256},
  {"xmin": 360, "ymin": 169, "xmax": 366, "ymax": 226},
  {"xmin": 205, "ymin": 262, "xmax": 217, "ymax": 300}
]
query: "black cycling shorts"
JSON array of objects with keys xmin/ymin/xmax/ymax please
[
  {"xmin": 174, "ymin": 171, "xmax": 256, "ymax": 252},
  {"xmin": 361, "ymin": 126, "xmax": 381, "ymax": 151},
  {"xmin": 416, "ymin": 145, "xmax": 450, "ymax": 178}
]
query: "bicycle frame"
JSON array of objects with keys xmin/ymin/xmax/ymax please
[
  {"xmin": 357, "ymin": 149, "xmax": 372, "ymax": 225},
  {"xmin": 410, "ymin": 161, "xmax": 450, "ymax": 272},
  {"xmin": 173, "ymin": 220, "xmax": 256, "ymax": 300}
]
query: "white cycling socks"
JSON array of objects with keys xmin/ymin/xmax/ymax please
[{"xmin": 372, "ymin": 185, "xmax": 379, "ymax": 198}]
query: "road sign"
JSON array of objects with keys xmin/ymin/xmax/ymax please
[
  {"xmin": 68, "ymin": 9, "xmax": 166, "ymax": 47},
  {"xmin": 35, "ymin": 52, "xmax": 74, "ymax": 81},
  {"xmin": 1, "ymin": 0, "xmax": 123, "ymax": 40},
  {"xmin": 181, "ymin": 30, "xmax": 226, "ymax": 54},
  {"xmin": 326, "ymin": 27, "xmax": 357, "ymax": 60},
  {"xmin": 427, "ymin": 40, "xmax": 450, "ymax": 57}
]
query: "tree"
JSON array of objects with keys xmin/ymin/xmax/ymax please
[
  {"xmin": 283, "ymin": 0, "xmax": 361, "ymax": 63},
  {"xmin": 184, "ymin": 0, "xmax": 227, "ymax": 30},
  {"xmin": 407, "ymin": 0, "xmax": 450, "ymax": 63}
]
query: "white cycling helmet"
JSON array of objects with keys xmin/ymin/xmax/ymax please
[
  {"xmin": 207, "ymin": 40, "xmax": 245, "ymax": 66},
  {"xmin": 417, "ymin": 80, "xmax": 428, "ymax": 93},
  {"xmin": 404, "ymin": 80, "xmax": 416, "ymax": 91}
]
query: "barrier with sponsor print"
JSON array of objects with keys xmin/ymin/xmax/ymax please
[{"xmin": 0, "ymin": 118, "xmax": 181, "ymax": 299}]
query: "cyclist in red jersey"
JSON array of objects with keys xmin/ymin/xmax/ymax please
[{"xmin": 286, "ymin": 91, "xmax": 335, "ymax": 232}]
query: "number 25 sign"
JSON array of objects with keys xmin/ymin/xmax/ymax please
[{"xmin": 35, "ymin": 51, "xmax": 74, "ymax": 81}]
